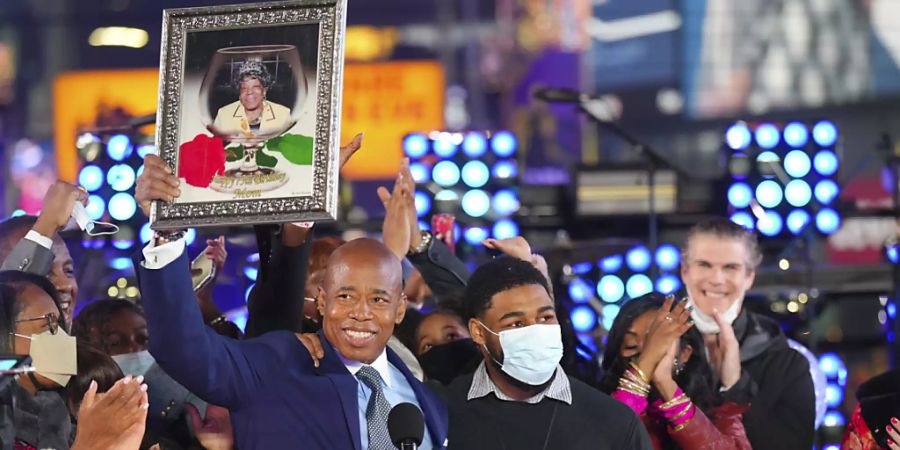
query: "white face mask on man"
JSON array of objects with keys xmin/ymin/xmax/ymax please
[
  {"xmin": 686, "ymin": 286, "xmax": 742, "ymax": 334},
  {"xmin": 476, "ymin": 322, "xmax": 563, "ymax": 385}
]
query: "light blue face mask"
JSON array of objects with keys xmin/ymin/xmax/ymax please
[
  {"xmin": 476, "ymin": 322, "xmax": 563, "ymax": 386},
  {"xmin": 111, "ymin": 350, "xmax": 156, "ymax": 376}
]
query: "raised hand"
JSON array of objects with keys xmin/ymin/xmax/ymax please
[
  {"xmin": 339, "ymin": 133, "xmax": 364, "ymax": 170},
  {"xmin": 378, "ymin": 167, "xmax": 411, "ymax": 259},
  {"xmin": 186, "ymin": 403, "xmax": 234, "ymax": 450},
  {"xmin": 706, "ymin": 309, "xmax": 742, "ymax": 389},
  {"xmin": 71, "ymin": 376, "xmax": 149, "ymax": 450},
  {"xmin": 33, "ymin": 180, "xmax": 88, "ymax": 238},
  {"xmin": 135, "ymin": 154, "xmax": 181, "ymax": 217},
  {"xmin": 635, "ymin": 297, "xmax": 693, "ymax": 379},
  {"xmin": 482, "ymin": 236, "xmax": 532, "ymax": 261},
  {"xmin": 203, "ymin": 235, "xmax": 228, "ymax": 278}
]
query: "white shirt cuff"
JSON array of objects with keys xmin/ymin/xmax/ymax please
[
  {"xmin": 25, "ymin": 230, "xmax": 53, "ymax": 250},
  {"xmin": 141, "ymin": 238, "xmax": 186, "ymax": 269}
]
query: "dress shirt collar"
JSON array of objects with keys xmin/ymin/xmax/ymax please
[
  {"xmin": 338, "ymin": 348, "xmax": 393, "ymax": 388},
  {"xmin": 467, "ymin": 361, "xmax": 572, "ymax": 405}
]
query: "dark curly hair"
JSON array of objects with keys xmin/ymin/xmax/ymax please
[
  {"xmin": 463, "ymin": 257, "xmax": 550, "ymax": 320},
  {"xmin": 599, "ymin": 293, "xmax": 723, "ymax": 413}
]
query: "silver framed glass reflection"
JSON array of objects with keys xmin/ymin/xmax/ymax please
[{"xmin": 151, "ymin": 0, "xmax": 346, "ymax": 229}]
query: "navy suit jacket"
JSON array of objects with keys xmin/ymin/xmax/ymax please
[{"xmin": 134, "ymin": 250, "xmax": 448, "ymax": 450}]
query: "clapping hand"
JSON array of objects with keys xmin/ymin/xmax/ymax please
[
  {"xmin": 635, "ymin": 297, "xmax": 693, "ymax": 381},
  {"xmin": 704, "ymin": 309, "xmax": 742, "ymax": 390}
]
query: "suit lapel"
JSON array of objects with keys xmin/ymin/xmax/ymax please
[
  {"xmin": 316, "ymin": 331, "xmax": 362, "ymax": 450},
  {"xmin": 387, "ymin": 349, "xmax": 448, "ymax": 449}
]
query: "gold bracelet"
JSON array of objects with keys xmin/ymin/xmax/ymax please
[
  {"xmin": 669, "ymin": 402, "xmax": 693, "ymax": 422},
  {"xmin": 617, "ymin": 386, "xmax": 648, "ymax": 398},
  {"xmin": 670, "ymin": 414, "xmax": 695, "ymax": 433},
  {"xmin": 623, "ymin": 370, "xmax": 651, "ymax": 390},
  {"xmin": 618, "ymin": 380, "xmax": 649, "ymax": 396},
  {"xmin": 660, "ymin": 393, "xmax": 688, "ymax": 410},
  {"xmin": 629, "ymin": 361, "xmax": 650, "ymax": 383}
]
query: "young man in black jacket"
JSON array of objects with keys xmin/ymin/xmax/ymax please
[{"xmin": 681, "ymin": 218, "xmax": 815, "ymax": 450}]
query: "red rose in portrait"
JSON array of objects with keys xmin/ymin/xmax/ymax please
[{"xmin": 178, "ymin": 134, "xmax": 226, "ymax": 188}]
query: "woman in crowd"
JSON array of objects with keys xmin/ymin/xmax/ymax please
[
  {"xmin": 413, "ymin": 308, "xmax": 481, "ymax": 385},
  {"xmin": 600, "ymin": 294, "xmax": 751, "ymax": 449}
]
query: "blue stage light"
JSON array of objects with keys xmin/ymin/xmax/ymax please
[
  {"xmin": 434, "ymin": 190, "xmax": 459, "ymax": 202},
  {"xmin": 492, "ymin": 219, "xmax": 519, "ymax": 239},
  {"xmin": 432, "ymin": 161, "xmax": 461, "ymax": 187},
  {"xmin": 140, "ymin": 222, "xmax": 152, "ymax": 243},
  {"xmin": 413, "ymin": 191, "xmax": 431, "ymax": 218},
  {"xmin": 888, "ymin": 303, "xmax": 897, "ymax": 319},
  {"xmin": 246, "ymin": 253, "xmax": 260, "ymax": 263},
  {"xmin": 109, "ymin": 257, "xmax": 132, "ymax": 271},
  {"xmin": 463, "ymin": 132, "xmax": 488, "ymax": 158},
  {"xmin": 571, "ymin": 306, "xmax": 598, "ymax": 332},
  {"xmin": 822, "ymin": 410, "xmax": 845, "ymax": 428},
  {"xmin": 825, "ymin": 383, "xmax": 844, "ymax": 408},
  {"xmin": 491, "ymin": 131, "xmax": 517, "ymax": 157},
  {"xmin": 727, "ymin": 182, "xmax": 753, "ymax": 208},
  {"xmin": 409, "ymin": 162, "xmax": 430, "ymax": 183},
  {"xmin": 786, "ymin": 209, "xmax": 811, "ymax": 235},
  {"xmin": 626, "ymin": 274, "xmax": 653, "ymax": 298},
  {"xmin": 108, "ymin": 193, "xmax": 137, "ymax": 221},
  {"xmin": 461, "ymin": 161, "xmax": 490, "ymax": 188},
  {"xmin": 814, "ymin": 180, "xmax": 840, "ymax": 205},
  {"xmin": 655, "ymin": 244, "xmax": 681, "ymax": 271},
  {"xmin": 783, "ymin": 122, "xmax": 809, "ymax": 148},
  {"xmin": 889, "ymin": 245, "xmax": 900, "ymax": 264},
  {"xmin": 492, "ymin": 189, "xmax": 520, "ymax": 217},
  {"xmin": 86, "ymin": 195, "xmax": 105, "ymax": 221},
  {"xmin": 730, "ymin": 212, "xmax": 754, "ymax": 230},
  {"xmin": 492, "ymin": 160, "xmax": 518, "ymax": 180},
  {"xmin": 755, "ymin": 123, "xmax": 780, "ymax": 149},
  {"xmin": 597, "ymin": 275, "xmax": 625, "ymax": 303},
  {"xmin": 243, "ymin": 266, "xmax": 258, "ymax": 281},
  {"xmin": 433, "ymin": 134, "xmax": 458, "ymax": 158},
  {"xmin": 463, "ymin": 226, "xmax": 488, "ymax": 246},
  {"xmin": 816, "ymin": 209, "xmax": 841, "ymax": 234},
  {"xmin": 783, "ymin": 150, "xmax": 812, "ymax": 178},
  {"xmin": 107, "ymin": 134, "xmax": 133, "ymax": 161},
  {"xmin": 600, "ymin": 255, "xmax": 624, "ymax": 273},
  {"xmin": 818, "ymin": 352, "xmax": 844, "ymax": 378},
  {"xmin": 185, "ymin": 228, "xmax": 197, "ymax": 246},
  {"xmin": 572, "ymin": 262, "xmax": 593, "ymax": 275},
  {"xmin": 107, "ymin": 164, "xmax": 136, "ymax": 192},
  {"xmin": 755, "ymin": 180, "xmax": 784, "ymax": 208},
  {"xmin": 626, "ymin": 246, "xmax": 652, "ymax": 272},
  {"xmin": 813, "ymin": 120, "xmax": 838, "ymax": 147},
  {"xmin": 823, "ymin": 445, "xmax": 840, "ymax": 450},
  {"xmin": 655, "ymin": 275, "xmax": 681, "ymax": 295},
  {"xmin": 10, "ymin": 209, "xmax": 25, "ymax": 218},
  {"xmin": 725, "ymin": 123, "xmax": 752, "ymax": 150},
  {"xmin": 601, "ymin": 304, "xmax": 621, "ymax": 330},
  {"xmin": 757, "ymin": 211, "xmax": 783, "ymax": 237},
  {"xmin": 245, "ymin": 283, "xmax": 256, "ymax": 303},
  {"xmin": 79, "ymin": 165, "xmax": 104, "ymax": 192},
  {"xmin": 461, "ymin": 189, "xmax": 490, "ymax": 217},
  {"xmin": 403, "ymin": 133, "xmax": 429, "ymax": 159},
  {"xmin": 785, "ymin": 180, "xmax": 812, "ymax": 207},
  {"xmin": 112, "ymin": 238, "xmax": 134, "ymax": 250},
  {"xmin": 813, "ymin": 150, "xmax": 839, "ymax": 176},
  {"xmin": 418, "ymin": 220, "xmax": 430, "ymax": 231},
  {"xmin": 136, "ymin": 144, "xmax": 155, "ymax": 159}
]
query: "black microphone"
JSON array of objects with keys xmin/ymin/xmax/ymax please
[
  {"xmin": 388, "ymin": 402, "xmax": 425, "ymax": 450},
  {"xmin": 532, "ymin": 87, "xmax": 598, "ymax": 103}
]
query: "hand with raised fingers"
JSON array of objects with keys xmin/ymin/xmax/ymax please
[
  {"xmin": 635, "ymin": 297, "xmax": 693, "ymax": 379},
  {"xmin": 378, "ymin": 169, "xmax": 411, "ymax": 259},
  {"xmin": 71, "ymin": 375, "xmax": 149, "ymax": 450},
  {"xmin": 33, "ymin": 180, "xmax": 88, "ymax": 238}
]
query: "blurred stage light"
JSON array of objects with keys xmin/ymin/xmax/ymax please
[
  {"xmin": 111, "ymin": 240, "xmax": 133, "ymax": 251},
  {"xmin": 783, "ymin": 122, "xmax": 809, "ymax": 148},
  {"xmin": 461, "ymin": 161, "xmax": 490, "ymax": 188},
  {"xmin": 786, "ymin": 210, "xmax": 811, "ymax": 235},
  {"xmin": 492, "ymin": 219, "xmax": 518, "ymax": 239},
  {"xmin": 140, "ymin": 222, "xmax": 152, "ymax": 243},
  {"xmin": 626, "ymin": 274, "xmax": 653, "ymax": 298},
  {"xmin": 10, "ymin": 210, "xmax": 25, "ymax": 218},
  {"xmin": 756, "ymin": 151, "xmax": 781, "ymax": 177},
  {"xmin": 109, "ymin": 257, "xmax": 131, "ymax": 271},
  {"xmin": 727, "ymin": 182, "xmax": 753, "ymax": 208},
  {"xmin": 655, "ymin": 275, "xmax": 681, "ymax": 295},
  {"xmin": 432, "ymin": 161, "xmax": 461, "ymax": 187},
  {"xmin": 626, "ymin": 246, "xmax": 652, "ymax": 272},
  {"xmin": 813, "ymin": 150, "xmax": 839, "ymax": 176},
  {"xmin": 461, "ymin": 190, "xmax": 491, "ymax": 217},
  {"xmin": 818, "ymin": 352, "xmax": 845, "ymax": 378},
  {"xmin": 414, "ymin": 191, "xmax": 431, "ymax": 217},
  {"xmin": 570, "ymin": 305, "xmax": 597, "ymax": 333},
  {"xmin": 812, "ymin": 120, "xmax": 837, "ymax": 147},
  {"xmin": 730, "ymin": 212, "xmax": 755, "ymax": 230},
  {"xmin": 572, "ymin": 262, "xmax": 593, "ymax": 274},
  {"xmin": 727, "ymin": 153, "xmax": 751, "ymax": 179},
  {"xmin": 243, "ymin": 266, "xmax": 258, "ymax": 282},
  {"xmin": 107, "ymin": 134, "xmax": 133, "ymax": 161},
  {"xmin": 568, "ymin": 277, "xmax": 593, "ymax": 303},
  {"xmin": 888, "ymin": 303, "xmax": 897, "ymax": 319},
  {"xmin": 409, "ymin": 162, "xmax": 430, "ymax": 183},
  {"xmin": 822, "ymin": 411, "xmax": 846, "ymax": 428},
  {"xmin": 434, "ymin": 190, "xmax": 459, "ymax": 202},
  {"xmin": 888, "ymin": 244, "xmax": 900, "ymax": 264},
  {"xmin": 492, "ymin": 160, "xmax": 517, "ymax": 179},
  {"xmin": 654, "ymin": 244, "xmax": 681, "ymax": 271},
  {"xmin": 108, "ymin": 193, "xmax": 137, "ymax": 221},
  {"xmin": 754, "ymin": 123, "xmax": 780, "ymax": 149},
  {"xmin": 825, "ymin": 383, "xmax": 844, "ymax": 408},
  {"xmin": 403, "ymin": 133, "xmax": 429, "ymax": 158},
  {"xmin": 491, "ymin": 189, "xmax": 520, "ymax": 217},
  {"xmin": 491, "ymin": 131, "xmax": 517, "ymax": 157},
  {"xmin": 755, "ymin": 180, "xmax": 784, "ymax": 208},
  {"xmin": 433, "ymin": 133, "xmax": 458, "ymax": 158},
  {"xmin": 783, "ymin": 150, "xmax": 812, "ymax": 178},
  {"xmin": 111, "ymin": 227, "xmax": 135, "ymax": 250},
  {"xmin": 814, "ymin": 180, "xmax": 840, "ymax": 205},
  {"xmin": 185, "ymin": 228, "xmax": 197, "ymax": 246},
  {"xmin": 815, "ymin": 209, "xmax": 841, "ymax": 234},
  {"xmin": 784, "ymin": 180, "xmax": 812, "ymax": 207},
  {"xmin": 107, "ymin": 164, "xmax": 136, "ymax": 192},
  {"xmin": 136, "ymin": 144, "xmax": 155, "ymax": 159},
  {"xmin": 601, "ymin": 304, "xmax": 621, "ymax": 330},
  {"xmin": 79, "ymin": 165, "xmax": 104, "ymax": 192},
  {"xmin": 462, "ymin": 132, "xmax": 488, "ymax": 158},
  {"xmin": 725, "ymin": 123, "xmax": 752, "ymax": 150},
  {"xmin": 600, "ymin": 255, "xmax": 624, "ymax": 273},
  {"xmin": 757, "ymin": 211, "xmax": 784, "ymax": 237},
  {"xmin": 86, "ymin": 195, "xmax": 106, "ymax": 221},
  {"xmin": 463, "ymin": 226, "xmax": 488, "ymax": 246},
  {"xmin": 597, "ymin": 275, "xmax": 625, "ymax": 303},
  {"xmin": 245, "ymin": 284, "xmax": 256, "ymax": 303}
]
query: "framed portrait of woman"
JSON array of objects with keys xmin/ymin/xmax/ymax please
[{"xmin": 151, "ymin": 0, "xmax": 346, "ymax": 229}]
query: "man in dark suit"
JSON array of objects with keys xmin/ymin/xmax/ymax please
[{"xmin": 135, "ymin": 155, "xmax": 447, "ymax": 450}]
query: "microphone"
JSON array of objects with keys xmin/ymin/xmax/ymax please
[
  {"xmin": 388, "ymin": 402, "xmax": 425, "ymax": 450},
  {"xmin": 532, "ymin": 87, "xmax": 598, "ymax": 103}
]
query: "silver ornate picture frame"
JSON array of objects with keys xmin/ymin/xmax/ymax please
[{"xmin": 151, "ymin": 0, "xmax": 346, "ymax": 229}]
